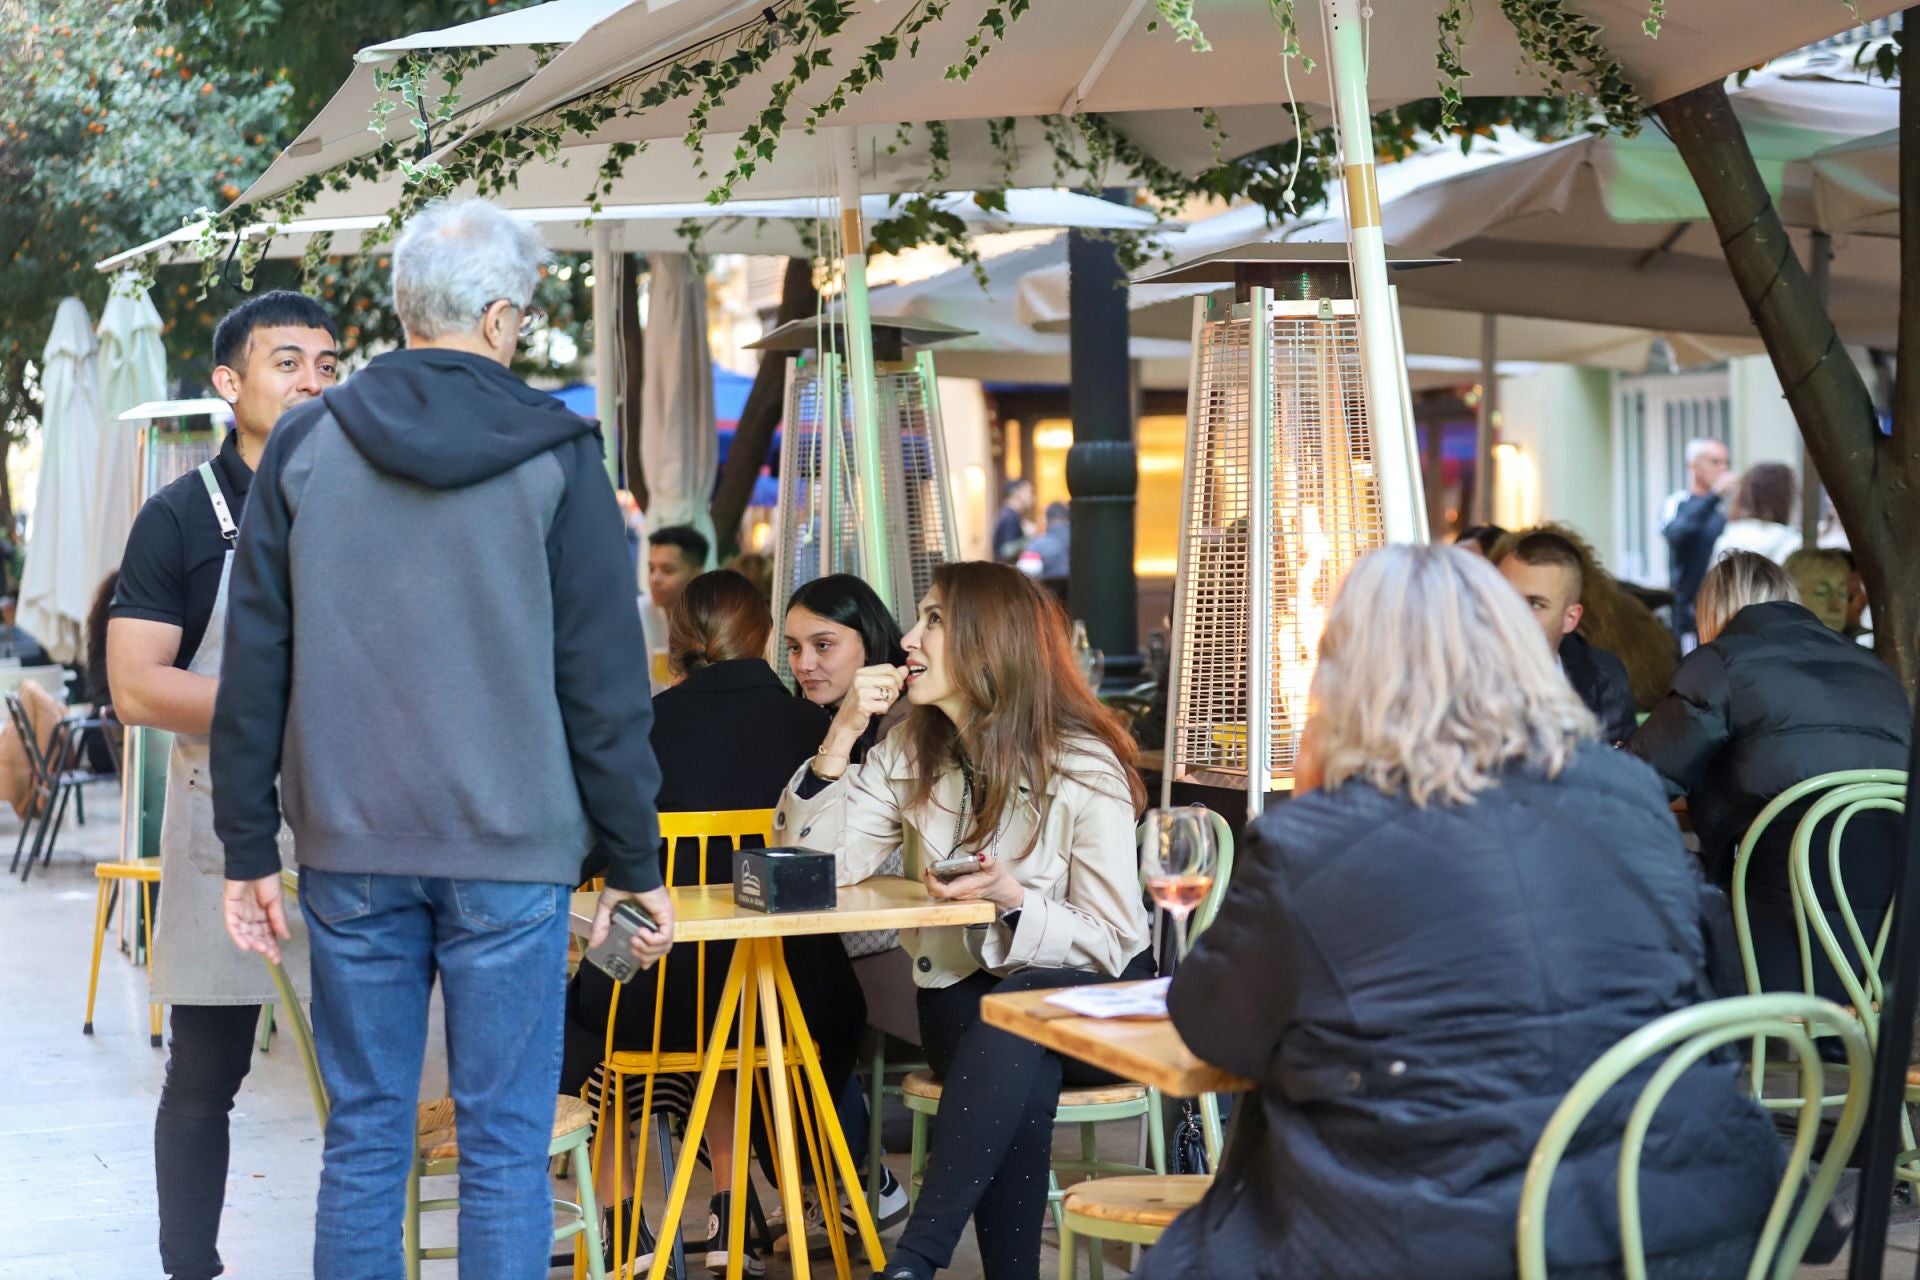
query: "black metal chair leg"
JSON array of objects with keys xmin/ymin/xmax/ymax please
[
  {"xmin": 18, "ymin": 789, "xmax": 53, "ymax": 882},
  {"xmin": 73, "ymin": 782, "xmax": 84, "ymax": 827},
  {"xmin": 24, "ymin": 783, "xmax": 73, "ymax": 881},
  {"xmin": 657, "ymin": 1116, "xmax": 688, "ymax": 1280},
  {"xmin": 9, "ymin": 797, "xmax": 32, "ymax": 874},
  {"xmin": 43, "ymin": 783, "xmax": 74, "ymax": 863}
]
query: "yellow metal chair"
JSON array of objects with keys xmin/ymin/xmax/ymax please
[
  {"xmin": 261, "ymin": 959, "xmax": 606, "ymax": 1280},
  {"xmin": 593, "ymin": 809, "xmax": 824, "ymax": 1280},
  {"xmin": 83, "ymin": 858, "xmax": 162, "ymax": 1046},
  {"xmin": 1051, "ymin": 809, "xmax": 1236, "ymax": 1279}
]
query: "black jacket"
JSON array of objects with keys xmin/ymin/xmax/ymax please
[
  {"xmin": 1662, "ymin": 492, "xmax": 1726, "ymax": 636},
  {"xmin": 1140, "ymin": 744, "xmax": 1782, "ymax": 1280},
  {"xmin": 1561, "ymin": 632, "xmax": 1637, "ymax": 746},
  {"xmin": 1628, "ymin": 600, "xmax": 1909, "ymax": 998}
]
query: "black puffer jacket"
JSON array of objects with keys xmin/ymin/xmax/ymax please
[
  {"xmin": 1561, "ymin": 632, "xmax": 1637, "ymax": 746},
  {"xmin": 1628, "ymin": 600, "xmax": 1910, "ymax": 1001},
  {"xmin": 1140, "ymin": 744, "xmax": 1783, "ymax": 1280}
]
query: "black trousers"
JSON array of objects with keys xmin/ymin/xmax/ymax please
[
  {"xmin": 155, "ymin": 1003, "xmax": 260, "ymax": 1280},
  {"xmin": 893, "ymin": 951, "xmax": 1157, "ymax": 1280}
]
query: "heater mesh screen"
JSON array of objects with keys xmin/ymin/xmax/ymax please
[
  {"xmin": 772, "ymin": 359, "xmax": 860, "ymax": 682},
  {"xmin": 1171, "ymin": 303, "xmax": 1386, "ymax": 789},
  {"xmin": 880, "ymin": 358, "xmax": 959, "ymax": 616}
]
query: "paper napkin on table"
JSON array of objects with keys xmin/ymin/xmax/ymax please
[{"xmin": 1043, "ymin": 977, "xmax": 1171, "ymax": 1019}]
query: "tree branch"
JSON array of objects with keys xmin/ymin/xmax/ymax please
[{"xmin": 709, "ymin": 257, "xmax": 817, "ymax": 559}]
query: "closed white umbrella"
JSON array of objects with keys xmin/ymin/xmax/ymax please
[
  {"xmin": 92, "ymin": 276, "xmax": 167, "ymax": 586},
  {"xmin": 18, "ymin": 298, "xmax": 107, "ymax": 663},
  {"xmin": 639, "ymin": 252, "xmax": 719, "ymax": 558}
]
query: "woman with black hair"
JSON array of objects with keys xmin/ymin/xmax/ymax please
[{"xmin": 784, "ymin": 574, "xmax": 907, "ymax": 761}]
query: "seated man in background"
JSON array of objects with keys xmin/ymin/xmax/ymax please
[
  {"xmin": 1497, "ymin": 529, "xmax": 1637, "ymax": 745},
  {"xmin": 641, "ymin": 524, "xmax": 709, "ymax": 691}
]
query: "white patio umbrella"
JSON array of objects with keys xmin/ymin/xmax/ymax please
[
  {"xmin": 95, "ymin": 189, "xmax": 1165, "ymax": 273},
  {"xmin": 1027, "ymin": 47, "xmax": 1896, "ymax": 350},
  {"xmin": 1805, "ymin": 128, "xmax": 1900, "ymax": 238},
  {"xmin": 463, "ymin": 0, "xmax": 1903, "ymax": 158},
  {"xmin": 92, "ymin": 277, "xmax": 167, "ymax": 587},
  {"xmin": 638, "ymin": 252, "xmax": 719, "ymax": 558},
  {"xmin": 17, "ymin": 299, "xmax": 107, "ymax": 662}
]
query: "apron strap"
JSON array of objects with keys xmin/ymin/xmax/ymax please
[{"xmin": 198, "ymin": 462, "xmax": 237, "ymax": 544}]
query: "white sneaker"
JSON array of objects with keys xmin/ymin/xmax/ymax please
[{"xmin": 774, "ymin": 1167, "xmax": 910, "ymax": 1255}]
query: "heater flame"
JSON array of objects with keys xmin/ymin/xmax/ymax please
[{"xmin": 1280, "ymin": 503, "xmax": 1330, "ymax": 741}]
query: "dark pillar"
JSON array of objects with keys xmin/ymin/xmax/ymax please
[{"xmin": 1067, "ymin": 188, "xmax": 1140, "ymax": 684}]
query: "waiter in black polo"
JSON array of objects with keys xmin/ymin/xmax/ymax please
[{"xmin": 107, "ymin": 291, "xmax": 339, "ymax": 1280}]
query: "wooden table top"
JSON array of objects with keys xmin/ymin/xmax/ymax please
[
  {"xmin": 980, "ymin": 982, "xmax": 1255, "ymax": 1098},
  {"xmin": 568, "ymin": 875, "xmax": 996, "ymax": 942}
]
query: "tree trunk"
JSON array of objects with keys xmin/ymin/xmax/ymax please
[
  {"xmin": 709, "ymin": 257, "xmax": 818, "ymax": 559},
  {"xmin": 620, "ymin": 252, "xmax": 647, "ymax": 508},
  {"xmin": 1657, "ymin": 76, "xmax": 1920, "ymax": 690}
]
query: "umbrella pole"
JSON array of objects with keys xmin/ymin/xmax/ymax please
[
  {"xmin": 592, "ymin": 222, "xmax": 622, "ymax": 483},
  {"xmin": 831, "ymin": 126, "xmax": 897, "ymax": 614},
  {"xmin": 1473, "ymin": 313, "xmax": 1498, "ymax": 526},
  {"xmin": 1320, "ymin": 0, "xmax": 1425, "ymax": 544}
]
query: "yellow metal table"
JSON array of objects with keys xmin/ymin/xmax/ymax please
[{"xmin": 568, "ymin": 876, "xmax": 994, "ymax": 1280}]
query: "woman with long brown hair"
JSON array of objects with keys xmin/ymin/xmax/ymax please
[{"xmin": 779, "ymin": 561, "xmax": 1150, "ymax": 1280}]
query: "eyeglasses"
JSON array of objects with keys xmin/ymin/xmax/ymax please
[{"xmin": 484, "ymin": 299, "xmax": 546, "ymax": 341}]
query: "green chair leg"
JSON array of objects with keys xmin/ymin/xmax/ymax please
[
  {"xmin": 570, "ymin": 1133, "xmax": 607, "ymax": 1280},
  {"xmin": 1059, "ymin": 1215, "xmax": 1078, "ymax": 1280},
  {"xmin": 868, "ymin": 1035, "xmax": 887, "ymax": 1217},
  {"xmin": 404, "ymin": 1162, "xmax": 422, "ymax": 1280},
  {"xmin": 908, "ymin": 1108, "xmax": 929, "ymax": 1209},
  {"xmin": 257, "ymin": 1003, "xmax": 274, "ymax": 1054},
  {"xmin": 1087, "ymin": 1227, "xmax": 1106, "ymax": 1280},
  {"xmin": 1147, "ymin": 1092, "xmax": 1167, "ymax": 1174}
]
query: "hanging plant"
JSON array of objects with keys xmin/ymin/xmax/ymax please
[
  {"xmin": 1437, "ymin": 0, "xmax": 1472, "ymax": 130},
  {"xmin": 1152, "ymin": 0, "xmax": 1211, "ymax": 52}
]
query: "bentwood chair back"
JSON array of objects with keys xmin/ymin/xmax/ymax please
[
  {"xmin": 1517, "ymin": 994, "xmax": 1869, "ymax": 1280},
  {"xmin": 1786, "ymin": 783, "xmax": 1920, "ymax": 1182},
  {"xmin": 261, "ymin": 958, "xmax": 606, "ymax": 1280},
  {"xmin": 1729, "ymin": 769, "xmax": 1907, "ymax": 1106}
]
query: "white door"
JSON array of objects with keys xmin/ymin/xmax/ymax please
[{"xmin": 1612, "ymin": 370, "xmax": 1730, "ymax": 587}]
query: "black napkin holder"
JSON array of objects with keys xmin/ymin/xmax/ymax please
[{"xmin": 734, "ymin": 846, "xmax": 837, "ymax": 914}]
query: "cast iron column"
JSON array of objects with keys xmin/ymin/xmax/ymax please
[{"xmin": 1067, "ymin": 188, "xmax": 1140, "ymax": 683}]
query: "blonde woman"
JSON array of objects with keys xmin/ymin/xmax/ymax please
[
  {"xmin": 1144, "ymin": 545, "xmax": 1783, "ymax": 1280},
  {"xmin": 1630, "ymin": 551, "xmax": 1909, "ymax": 1003}
]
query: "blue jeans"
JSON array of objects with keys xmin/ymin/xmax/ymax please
[{"xmin": 299, "ymin": 868, "xmax": 570, "ymax": 1280}]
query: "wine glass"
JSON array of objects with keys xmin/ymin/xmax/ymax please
[{"xmin": 1140, "ymin": 807, "xmax": 1217, "ymax": 958}]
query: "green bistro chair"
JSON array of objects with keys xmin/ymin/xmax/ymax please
[
  {"xmin": 263, "ymin": 960, "xmax": 607, "ymax": 1280},
  {"xmin": 1729, "ymin": 769, "xmax": 1907, "ymax": 1106},
  {"xmin": 1517, "ymin": 994, "xmax": 1871, "ymax": 1280},
  {"xmin": 1787, "ymin": 782, "xmax": 1919, "ymax": 1182}
]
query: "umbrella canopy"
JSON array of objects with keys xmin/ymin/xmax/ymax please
[
  {"xmin": 640, "ymin": 252, "xmax": 719, "ymax": 558},
  {"xmin": 442, "ymin": 0, "xmax": 1900, "ymax": 165},
  {"xmin": 1026, "ymin": 47, "xmax": 1896, "ymax": 353},
  {"xmin": 97, "ymin": 189, "xmax": 1165, "ymax": 273},
  {"xmin": 17, "ymin": 298, "xmax": 107, "ymax": 662},
  {"xmin": 92, "ymin": 277, "xmax": 167, "ymax": 588},
  {"xmin": 1805, "ymin": 127, "xmax": 1900, "ymax": 238}
]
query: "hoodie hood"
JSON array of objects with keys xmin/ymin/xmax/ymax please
[{"xmin": 323, "ymin": 348, "xmax": 597, "ymax": 490}]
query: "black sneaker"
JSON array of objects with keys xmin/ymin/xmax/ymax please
[{"xmin": 703, "ymin": 1192, "xmax": 766, "ymax": 1277}]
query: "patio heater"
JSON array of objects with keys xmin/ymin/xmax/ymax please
[
  {"xmin": 752, "ymin": 314, "xmax": 972, "ymax": 674},
  {"xmin": 1150, "ymin": 245, "xmax": 1446, "ymax": 817}
]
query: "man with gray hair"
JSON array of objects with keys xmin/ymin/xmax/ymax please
[
  {"xmin": 1660, "ymin": 436, "xmax": 1732, "ymax": 641},
  {"xmin": 211, "ymin": 198, "xmax": 671, "ymax": 1278}
]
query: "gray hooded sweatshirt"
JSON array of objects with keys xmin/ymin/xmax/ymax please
[{"xmin": 211, "ymin": 348, "xmax": 663, "ymax": 892}]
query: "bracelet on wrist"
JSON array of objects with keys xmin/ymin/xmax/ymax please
[{"xmin": 812, "ymin": 751, "xmax": 849, "ymax": 780}]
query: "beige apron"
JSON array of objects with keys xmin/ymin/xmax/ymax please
[{"xmin": 150, "ymin": 463, "xmax": 307, "ymax": 1006}]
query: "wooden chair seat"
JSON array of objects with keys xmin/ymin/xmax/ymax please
[
  {"xmin": 901, "ymin": 1068, "xmax": 1147, "ymax": 1107},
  {"xmin": 1062, "ymin": 1174, "xmax": 1212, "ymax": 1228},
  {"xmin": 415, "ymin": 1093, "xmax": 593, "ymax": 1163}
]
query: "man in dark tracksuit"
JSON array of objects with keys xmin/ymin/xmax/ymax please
[{"xmin": 211, "ymin": 199, "xmax": 670, "ymax": 1280}]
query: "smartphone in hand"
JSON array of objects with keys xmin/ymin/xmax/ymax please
[
  {"xmin": 929, "ymin": 852, "xmax": 985, "ymax": 881},
  {"xmin": 583, "ymin": 899, "xmax": 657, "ymax": 983}
]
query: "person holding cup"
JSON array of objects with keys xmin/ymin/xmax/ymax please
[{"xmin": 776, "ymin": 561, "xmax": 1150, "ymax": 1280}]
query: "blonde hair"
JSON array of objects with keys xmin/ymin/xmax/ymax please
[
  {"xmin": 1695, "ymin": 551, "xmax": 1800, "ymax": 643},
  {"xmin": 1311, "ymin": 544, "xmax": 1597, "ymax": 807}
]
